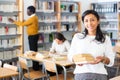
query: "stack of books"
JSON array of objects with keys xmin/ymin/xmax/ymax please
[{"xmin": 73, "ymin": 54, "xmax": 95, "ymax": 64}]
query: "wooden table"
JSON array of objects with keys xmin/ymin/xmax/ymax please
[
  {"xmin": 17, "ymin": 53, "xmax": 74, "ymax": 80},
  {"xmin": 0, "ymin": 67, "xmax": 18, "ymax": 79},
  {"xmin": 109, "ymin": 76, "xmax": 120, "ymax": 80}
]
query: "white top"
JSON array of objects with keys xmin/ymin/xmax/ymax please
[
  {"xmin": 50, "ymin": 40, "xmax": 70, "ymax": 55},
  {"xmin": 68, "ymin": 33, "xmax": 115, "ymax": 75}
]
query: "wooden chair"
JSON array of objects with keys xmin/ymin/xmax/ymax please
[
  {"xmin": 3, "ymin": 63, "xmax": 19, "ymax": 80},
  {"xmin": 19, "ymin": 57, "xmax": 47, "ymax": 80},
  {"xmin": 43, "ymin": 60, "xmax": 74, "ymax": 80}
]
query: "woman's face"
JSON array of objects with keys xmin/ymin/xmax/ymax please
[
  {"xmin": 83, "ymin": 14, "xmax": 99, "ymax": 35},
  {"xmin": 55, "ymin": 39, "xmax": 63, "ymax": 44}
]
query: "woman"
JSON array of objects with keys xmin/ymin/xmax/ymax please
[
  {"xmin": 48, "ymin": 32, "xmax": 71, "ymax": 75},
  {"xmin": 68, "ymin": 10, "xmax": 115, "ymax": 80},
  {"xmin": 8, "ymin": 6, "xmax": 39, "ymax": 70},
  {"xmin": 50, "ymin": 32, "xmax": 70, "ymax": 55}
]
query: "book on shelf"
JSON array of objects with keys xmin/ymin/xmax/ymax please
[
  {"xmin": 0, "ymin": 40, "xmax": 2, "ymax": 48},
  {"xmin": 8, "ymin": 39, "xmax": 16, "ymax": 47},
  {"xmin": 0, "ymin": 52, "xmax": 3, "ymax": 59},
  {"xmin": 61, "ymin": 15, "xmax": 77, "ymax": 22},
  {"xmin": 39, "ymin": 25, "xmax": 57, "ymax": 33},
  {"xmin": 0, "ymin": 26, "xmax": 16, "ymax": 35},
  {"xmin": 0, "ymin": 4, "xmax": 18, "ymax": 12},
  {"xmin": 4, "ymin": 51, "xmax": 13, "ymax": 59},
  {"xmin": 8, "ymin": 27, "xmax": 17, "ymax": 34},
  {"xmin": 2, "ymin": 40, "xmax": 8, "ymax": 48},
  {"xmin": 0, "ymin": 16, "xmax": 2, "ymax": 22},
  {"xmin": 92, "ymin": 3, "xmax": 117, "ymax": 13},
  {"xmin": 38, "ymin": 33, "xmax": 44, "ymax": 43},
  {"xmin": 0, "ymin": 16, "xmax": 17, "ymax": 24},
  {"xmin": 38, "ymin": 15, "xmax": 57, "ymax": 23},
  {"xmin": 61, "ymin": 3, "xmax": 78, "ymax": 12},
  {"xmin": 36, "ymin": 1, "xmax": 54, "ymax": 12},
  {"xmin": 0, "ymin": 27, "xmax": 5, "ymax": 35}
]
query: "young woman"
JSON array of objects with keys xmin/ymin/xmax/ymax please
[
  {"xmin": 68, "ymin": 10, "xmax": 115, "ymax": 80},
  {"xmin": 50, "ymin": 32, "xmax": 70, "ymax": 55}
]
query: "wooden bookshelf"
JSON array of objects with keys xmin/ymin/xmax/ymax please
[
  {"xmin": 91, "ymin": 2, "xmax": 120, "ymax": 46},
  {"xmin": 0, "ymin": 0, "xmax": 23, "ymax": 60},
  {"xmin": 35, "ymin": 0, "xmax": 81, "ymax": 50}
]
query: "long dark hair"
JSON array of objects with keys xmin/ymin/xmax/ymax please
[
  {"xmin": 82, "ymin": 10, "xmax": 105, "ymax": 43},
  {"xmin": 55, "ymin": 32, "xmax": 66, "ymax": 42}
]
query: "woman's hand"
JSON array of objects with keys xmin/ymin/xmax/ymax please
[
  {"xmin": 88, "ymin": 56, "xmax": 104, "ymax": 64},
  {"xmin": 89, "ymin": 56, "xmax": 110, "ymax": 65},
  {"xmin": 77, "ymin": 56, "xmax": 103, "ymax": 66},
  {"xmin": 8, "ymin": 18, "xmax": 14, "ymax": 23}
]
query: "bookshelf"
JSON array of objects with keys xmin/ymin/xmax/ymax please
[
  {"xmin": 0, "ymin": 0, "xmax": 23, "ymax": 61},
  {"xmin": 91, "ymin": 2, "xmax": 119, "ymax": 46},
  {"xmin": 60, "ymin": 1, "xmax": 81, "ymax": 42},
  {"xmin": 35, "ymin": 0, "xmax": 81, "ymax": 50}
]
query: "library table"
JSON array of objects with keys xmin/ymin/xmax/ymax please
[
  {"xmin": 17, "ymin": 52, "xmax": 74, "ymax": 80},
  {"xmin": 0, "ymin": 67, "xmax": 18, "ymax": 79}
]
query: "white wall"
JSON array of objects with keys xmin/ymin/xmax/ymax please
[{"xmin": 23, "ymin": 0, "xmax": 34, "ymax": 52}]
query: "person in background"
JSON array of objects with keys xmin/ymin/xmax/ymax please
[
  {"xmin": 68, "ymin": 10, "xmax": 115, "ymax": 80},
  {"xmin": 48, "ymin": 32, "xmax": 71, "ymax": 75},
  {"xmin": 49, "ymin": 32, "xmax": 70, "ymax": 55},
  {"xmin": 8, "ymin": 6, "xmax": 39, "ymax": 71}
]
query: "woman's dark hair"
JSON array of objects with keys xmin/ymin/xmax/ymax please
[
  {"xmin": 27, "ymin": 6, "xmax": 36, "ymax": 13},
  {"xmin": 82, "ymin": 10, "xmax": 105, "ymax": 43},
  {"xmin": 55, "ymin": 32, "xmax": 66, "ymax": 42}
]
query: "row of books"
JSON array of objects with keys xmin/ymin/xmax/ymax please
[
  {"xmin": 61, "ymin": 15, "xmax": 77, "ymax": 22},
  {"xmin": 0, "ymin": 39, "xmax": 19, "ymax": 48},
  {"xmin": 36, "ymin": 1, "xmax": 54, "ymax": 12},
  {"xmin": 38, "ymin": 16, "xmax": 57, "ymax": 22},
  {"xmin": 61, "ymin": 3, "xmax": 78, "ymax": 12},
  {"xmin": 61, "ymin": 24, "xmax": 75, "ymax": 31},
  {"xmin": 38, "ymin": 33, "xmax": 57, "ymax": 44},
  {"xmin": 99, "ymin": 13, "xmax": 117, "ymax": 19},
  {"xmin": 92, "ymin": 3, "xmax": 117, "ymax": 13},
  {"xmin": 0, "ymin": 16, "xmax": 17, "ymax": 24},
  {"xmin": 0, "ymin": 4, "xmax": 18, "ymax": 12},
  {"xmin": 39, "ymin": 24, "xmax": 75, "ymax": 33},
  {"xmin": 38, "ymin": 15, "xmax": 77, "ymax": 22},
  {"xmin": 0, "ymin": 27, "xmax": 17, "ymax": 35},
  {"xmin": 39, "ymin": 25, "xmax": 57, "ymax": 33},
  {"xmin": 36, "ymin": 1, "xmax": 79, "ymax": 13},
  {"xmin": 0, "ymin": 49, "xmax": 20, "ymax": 60},
  {"xmin": 100, "ymin": 23, "xmax": 118, "ymax": 31}
]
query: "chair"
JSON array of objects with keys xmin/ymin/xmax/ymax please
[
  {"xmin": 3, "ymin": 63, "xmax": 19, "ymax": 80},
  {"xmin": 19, "ymin": 57, "xmax": 47, "ymax": 80},
  {"xmin": 105, "ymin": 66, "xmax": 119, "ymax": 79},
  {"xmin": 43, "ymin": 60, "xmax": 74, "ymax": 80}
]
